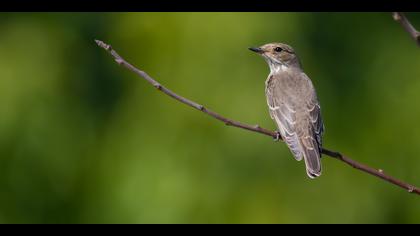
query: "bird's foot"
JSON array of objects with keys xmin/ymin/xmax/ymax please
[{"xmin": 273, "ymin": 131, "xmax": 281, "ymax": 142}]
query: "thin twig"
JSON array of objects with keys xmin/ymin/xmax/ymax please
[
  {"xmin": 392, "ymin": 12, "xmax": 420, "ymax": 47},
  {"xmin": 95, "ymin": 39, "xmax": 420, "ymax": 195}
]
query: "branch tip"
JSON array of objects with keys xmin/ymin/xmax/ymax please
[{"xmin": 95, "ymin": 39, "xmax": 112, "ymax": 51}]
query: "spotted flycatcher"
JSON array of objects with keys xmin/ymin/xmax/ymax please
[{"xmin": 249, "ymin": 43, "xmax": 324, "ymax": 178}]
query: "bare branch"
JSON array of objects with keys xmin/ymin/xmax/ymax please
[
  {"xmin": 392, "ymin": 12, "xmax": 420, "ymax": 46},
  {"xmin": 95, "ymin": 39, "xmax": 420, "ymax": 195}
]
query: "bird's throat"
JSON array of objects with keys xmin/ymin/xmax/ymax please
[{"xmin": 269, "ymin": 63, "xmax": 289, "ymax": 74}]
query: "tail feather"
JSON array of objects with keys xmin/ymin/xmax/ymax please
[{"xmin": 299, "ymin": 136, "xmax": 322, "ymax": 179}]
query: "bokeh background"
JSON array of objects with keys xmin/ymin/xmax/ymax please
[{"xmin": 0, "ymin": 12, "xmax": 419, "ymax": 223}]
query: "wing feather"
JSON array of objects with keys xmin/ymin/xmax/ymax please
[{"xmin": 266, "ymin": 75, "xmax": 303, "ymax": 161}]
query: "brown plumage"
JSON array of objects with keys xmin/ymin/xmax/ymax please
[{"xmin": 250, "ymin": 43, "xmax": 324, "ymax": 178}]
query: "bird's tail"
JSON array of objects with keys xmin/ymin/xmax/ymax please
[{"xmin": 299, "ymin": 136, "xmax": 322, "ymax": 179}]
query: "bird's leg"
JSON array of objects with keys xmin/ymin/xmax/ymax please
[{"xmin": 273, "ymin": 131, "xmax": 281, "ymax": 142}]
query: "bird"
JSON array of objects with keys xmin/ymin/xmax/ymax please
[{"xmin": 249, "ymin": 43, "xmax": 324, "ymax": 179}]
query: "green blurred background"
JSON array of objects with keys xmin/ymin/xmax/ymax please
[{"xmin": 0, "ymin": 12, "xmax": 419, "ymax": 223}]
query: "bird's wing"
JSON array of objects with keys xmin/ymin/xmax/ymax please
[
  {"xmin": 301, "ymin": 77, "xmax": 323, "ymax": 178},
  {"xmin": 266, "ymin": 74, "xmax": 303, "ymax": 161},
  {"xmin": 303, "ymin": 73, "xmax": 324, "ymax": 151}
]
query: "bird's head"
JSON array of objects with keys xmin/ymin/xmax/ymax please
[{"xmin": 249, "ymin": 42, "xmax": 302, "ymax": 71}]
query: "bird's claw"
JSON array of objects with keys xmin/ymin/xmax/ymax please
[{"xmin": 273, "ymin": 131, "xmax": 281, "ymax": 142}]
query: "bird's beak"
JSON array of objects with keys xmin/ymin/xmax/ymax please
[{"xmin": 248, "ymin": 47, "xmax": 264, "ymax": 54}]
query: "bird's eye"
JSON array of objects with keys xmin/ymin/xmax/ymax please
[{"xmin": 274, "ymin": 47, "xmax": 283, "ymax": 52}]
